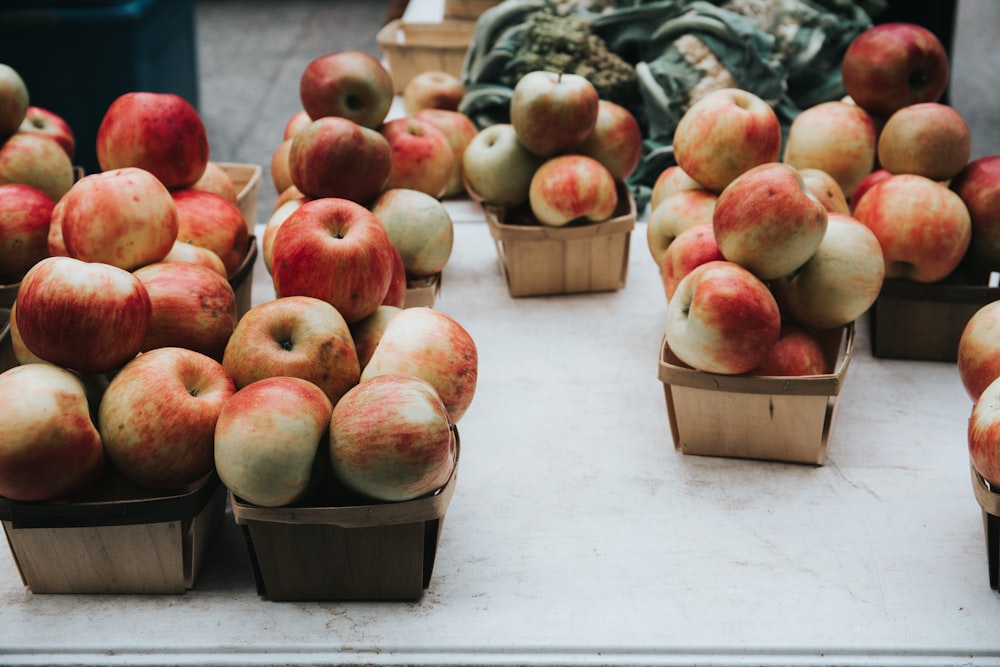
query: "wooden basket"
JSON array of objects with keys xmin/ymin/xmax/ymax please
[
  {"xmin": 218, "ymin": 162, "xmax": 263, "ymax": 234},
  {"xmin": 970, "ymin": 464, "xmax": 1000, "ymax": 590},
  {"xmin": 404, "ymin": 273, "xmax": 441, "ymax": 309},
  {"xmin": 444, "ymin": 0, "xmax": 501, "ymax": 19},
  {"xmin": 484, "ymin": 182, "xmax": 636, "ymax": 297},
  {"xmin": 376, "ymin": 18, "xmax": 475, "ymax": 93},
  {"xmin": 659, "ymin": 324, "xmax": 854, "ymax": 465}
]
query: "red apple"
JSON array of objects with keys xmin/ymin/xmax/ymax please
[
  {"xmin": 853, "ymin": 173, "xmax": 971, "ymax": 282},
  {"xmin": 371, "ymin": 187, "xmax": 454, "ymax": 278},
  {"xmin": 289, "ymin": 115, "xmax": 391, "ymax": 204},
  {"xmin": 959, "ymin": 301, "xmax": 1000, "ymax": 403},
  {"xmin": 659, "ymin": 221, "xmax": 724, "ymax": 302},
  {"xmin": 0, "ymin": 363, "xmax": 104, "ymax": 501},
  {"xmin": 349, "ymin": 304, "xmax": 402, "ymax": 370},
  {"xmin": 415, "ymin": 108, "xmax": 478, "ymax": 198},
  {"xmin": 0, "ymin": 63, "xmax": 29, "ymax": 138},
  {"xmin": 18, "ymin": 106, "xmax": 75, "ymax": 159},
  {"xmin": 749, "ymin": 324, "xmax": 828, "ymax": 376},
  {"xmin": 96, "ymin": 91, "xmax": 209, "ymax": 189},
  {"xmin": 270, "ymin": 197, "xmax": 396, "ymax": 323},
  {"xmin": 214, "ymin": 376, "xmax": 334, "ymax": 507},
  {"xmin": 968, "ymin": 375, "xmax": 1000, "ymax": 487},
  {"xmin": 577, "ymin": 99, "xmax": 643, "ymax": 181},
  {"xmin": 672, "ymin": 88, "xmax": 782, "ymax": 193},
  {"xmin": 528, "ymin": 154, "xmax": 618, "ymax": 227},
  {"xmin": 663, "ymin": 260, "xmax": 781, "ymax": 375},
  {"xmin": 0, "ymin": 183, "xmax": 55, "ymax": 282},
  {"xmin": 0, "ymin": 131, "xmax": 75, "ymax": 201},
  {"xmin": 951, "ymin": 155, "xmax": 1000, "ymax": 269},
  {"xmin": 361, "ymin": 306, "xmax": 478, "ymax": 423},
  {"xmin": 510, "ymin": 70, "xmax": 599, "ymax": 158},
  {"xmin": 191, "ymin": 160, "xmax": 239, "ymax": 206},
  {"xmin": 841, "ymin": 22, "xmax": 949, "ymax": 119},
  {"xmin": 270, "ymin": 137, "xmax": 293, "ymax": 195},
  {"xmin": 403, "ymin": 70, "xmax": 465, "ymax": 116},
  {"xmin": 329, "ymin": 374, "xmax": 457, "ymax": 502},
  {"xmin": 383, "ymin": 242, "xmax": 407, "ymax": 308},
  {"xmin": 221, "ymin": 295, "xmax": 361, "ymax": 405},
  {"xmin": 15, "ymin": 256, "xmax": 152, "ymax": 374},
  {"xmin": 650, "ymin": 165, "xmax": 703, "ymax": 212},
  {"xmin": 850, "ymin": 167, "xmax": 892, "ymax": 212},
  {"xmin": 59, "ymin": 167, "xmax": 178, "ymax": 271},
  {"xmin": 98, "ymin": 346, "xmax": 235, "ymax": 490},
  {"xmin": 172, "ymin": 188, "xmax": 249, "ymax": 278},
  {"xmin": 877, "ymin": 102, "xmax": 970, "ymax": 181},
  {"xmin": 713, "ymin": 162, "xmax": 828, "ymax": 281},
  {"xmin": 162, "ymin": 240, "xmax": 228, "ymax": 278},
  {"xmin": 379, "ymin": 116, "xmax": 455, "ymax": 198},
  {"xmin": 646, "ymin": 187, "xmax": 717, "ymax": 266},
  {"xmin": 299, "ymin": 50, "xmax": 394, "ymax": 129},
  {"xmin": 461, "ymin": 123, "xmax": 543, "ymax": 207},
  {"xmin": 134, "ymin": 261, "xmax": 238, "ymax": 360}
]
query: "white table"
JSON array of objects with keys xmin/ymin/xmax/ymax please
[{"xmin": 1, "ymin": 206, "xmax": 998, "ymax": 666}]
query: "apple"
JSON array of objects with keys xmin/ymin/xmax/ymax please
[
  {"xmin": 262, "ymin": 198, "xmax": 305, "ymax": 274},
  {"xmin": 329, "ymin": 374, "xmax": 456, "ymax": 502},
  {"xmin": 850, "ymin": 167, "xmax": 892, "ymax": 212},
  {"xmin": 646, "ymin": 187, "xmax": 717, "ymax": 266},
  {"xmin": 270, "ymin": 137, "xmax": 293, "ymax": 195},
  {"xmin": 853, "ymin": 173, "xmax": 971, "ymax": 282},
  {"xmin": 877, "ymin": 102, "xmax": 971, "ymax": 181},
  {"xmin": 0, "ymin": 63, "xmax": 28, "ymax": 138},
  {"xmin": 172, "ymin": 187, "xmax": 249, "ymax": 278},
  {"xmin": 951, "ymin": 155, "xmax": 1000, "ymax": 269},
  {"xmin": 576, "ymin": 99, "xmax": 643, "ymax": 181},
  {"xmin": 712, "ymin": 162, "xmax": 828, "ymax": 281},
  {"xmin": 275, "ymin": 183, "xmax": 308, "ymax": 211},
  {"xmin": 509, "ymin": 70, "xmax": 599, "ymax": 158},
  {"xmin": 371, "ymin": 188, "xmax": 454, "ymax": 279},
  {"xmin": 403, "ymin": 70, "xmax": 465, "ymax": 116},
  {"xmin": 162, "ymin": 240, "xmax": 228, "ymax": 278},
  {"xmin": 659, "ymin": 221, "xmax": 724, "ymax": 302},
  {"xmin": 299, "ymin": 50, "xmax": 394, "ymax": 129},
  {"xmin": 361, "ymin": 306, "xmax": 478, "ymax": 423},
  {"xmin": 781, "ymin": 100, "xmax": 876, "ymax": 198},
  {"xmin": 461, "ymin": 123, "xmax": 543, "ymax": 206},
  {"xmin": 650, "ymin": 165, "xmax": 703, "ymax": 212},
  {"xmin": 968, "ymin": 374, "xmax": 1000, "ymax": 487},
  {"xmin": 383, "ymin": 244, "xmax": 407, "ymax": 309},
  {"xmin": 15, "ymin": 256, "xmax": 151, "ymax": 374},
  {"xmin": 59, "ymin": 167, "xmax": 178, "ymax": 271},
  {"xmin": 6, "ymin": 301, "xmax": 45, "ymax": 366},
  {"xmin": 214, "ymin": 376, "xmax": 333, "ymax": 508},
  {"xmin": 0, "ymin": 363, "xmax": 104, "ymax": 501},
  {"xmin": 663, "ymin": 260, "xmax": 781, "ymax": 375},
  {"xmin": 191, "ymin": 160, "xmax": 239, "ymax": 206},
  {"xmin": 379, "ymin": 116, "xmax": 455, "ymax": 198},
  {"xmin": 841, "ymin": 22, "xmax": 949, "ymax": 119},
  {"xmin": 349, "ymin": 304, "xmax": 402, "ymax": 370},
  {"xmin": 0, "ymin": 183, "xmax": 55, "ymax": 282},
  {"xmin": 771, "ymin": 212, "xmax": 885, "ymax": 330},
  {"xmin": 221, "ymin": 295, "xmax": 361, "ymax": 405},
  {"xmin": 415, "ymin": 108, "xmax": 478, "ymax": 198},
  {"xmin": 46, "ymin": 195, "xmax": 67, "ymax": 257},
  {"xmin": 289, "ymin": 115, "xmax": 391, "ymax": 204},
  {"xmin": 270, "ymin": 197, "xmax": 396, "ymax": 323},
  {"xmin": 0, "ymin": 131, "xmax": 75, "ymax": 201},
  {"xmin": 96, "ymin": 91, "xmax": 209, "ymax": 189},
  {"xmin": 798, "ymin": 167, "xmax": 850, "ymax": 215},
  {"xmin": 283, "ymin": 109, "xmax": 311, "ymax": 140},
  {"xmin": 98, "ymin": 346, "xmax": 235, "ymax": 490},
  {"xmin": 133, "ymin": 261, "xmax": 238, "ymax": 360},
  {"xmin": 18, "ymin": 106, "xmax": 75, "ymax": 159},
  {"xmin": 749, "ymin": 324, "xmax": 828, "ymax": 376},
  {"xmin": 959, "ymin": 301, "xmax": 1000, "ymax": 403},
  {"xmin": 672, "ymin": 88, "xmax": 782, "ymax": 193},
  {"xmin": 528, "ymin": 154, "xmax": 618, "ymax": 227}
]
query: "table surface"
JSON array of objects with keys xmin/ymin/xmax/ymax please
[{"xmin": 1, "ymin": 200, "xmax": 998, "ymax": 666}]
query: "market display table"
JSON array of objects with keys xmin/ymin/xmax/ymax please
[{"xmin": 1, "ymin": 205, "xmax": 997, "ymax": 666}]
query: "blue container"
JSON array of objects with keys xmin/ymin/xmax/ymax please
[{"xmin": 0, "ymin": 0, "xmax": 200, "ymax": 174}]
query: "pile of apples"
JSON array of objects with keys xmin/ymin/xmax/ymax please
[
  {"xmin": 461, "ymin": 69, "xmax": 643, "ymax": 226},
  {"xmin": 654, "ymin": 21, "xmax": 1000, "ymax": 378},
  {"xmin": 263, "ymin": 51, "xmax": 471, "ymax": 299}
]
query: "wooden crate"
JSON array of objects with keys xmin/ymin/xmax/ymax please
[
  {"xmin": 232, "ymin": 432, "xmax": 460, "ymax": 601},
  {"xmin": 404, "ymin": 273, "xmax": 441, "ymax": 309},
  {"xmin": 444, "ymin": 0, "xmax": 501, "ymax": 19},
  {"xmin": 0, "ymin": 471, "xmax": 225, "ymax": 594},
  {"xmin": 971, "ymin": 464, "xmax": 1000, "ymax": 590},
  {"xmin": 218, "ymin": 162, "xmax": 263, "ymax": 234},
  {"xmin": 376, "ymin": 18, "xmax": 475, "ymax": 93},
  {"xmin": 659, "ymin": 325, "xmax": 854, "ymax": 465}
]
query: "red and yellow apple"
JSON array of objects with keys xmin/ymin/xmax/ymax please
[
  {"xmin": 379, "ymin": 116, "xmax": 455, "ymax": 198},
  {"xmin": 509, "ymin": 70, "xmax": 599, "ymax": 158},
  {"xmin": 528, "ymin": 154, "xmax": 618, "ymax": 227},
  {"xmin": 289, "ymin": 115, "xmax": 391, "ymax": 204},
  {"xmin": 299, "ymin": 50, "xmax": 394, "ymax": 129},
  {"xmin": 782, "ymin": 100, "xmax": 876, "ymax": 198},
  {"xmin": 0, "ymin": 183, "xmax": 55, "ymax": 282},
  {"xmin": 403, "ymin": 70, "xmax": 465, "ymax": 116}
]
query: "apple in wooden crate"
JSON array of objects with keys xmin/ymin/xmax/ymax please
[
  {"xmin": 299, "ymin": 50, "xmax": 394, "ymax": 130},
  {"xmin": 461, "ymin": 123, "xmax": 543, "ymax": 207},
  {"xmin": 659, "ymin": 221, "xmax": 723, "ymax": 302},
  {"xmin": 99, "ymin": 347, "xmax": 235, "ymax": 490},
  {"xmin": 750, "ymin": 324, "xmax": 828, "ymax": 376},
  {"xmin": 379, "ymin": 116, "xmax": 455, "ymax": 198},
  {"xmin": 289, "ymin": 116, "xmax": 391, "ymax": 204},
  {"xmin": 96, "ymin": 91, "xmax": 209, "ymax": 189},
  {"xmin": 215, "ymin": 376, "xmax": 334, "ymax": 508},
  {"xmin": 0, "ymin": 183, "xmax": 55, "ymax": 282},
  {"xmin": 510, "ymin": 70, "xmax": 599, "ymax": 158},
  {"xmin": 18, "ymin": 106, "xmax": 75, "ymax": 159},
  {"xmin": 877, "ymin": 102, "xmax": 970, "ymax": 181},
  {"xmin": 0, "ymin": 363, "xmax": 105, "ymax": 501},
  {"xmin": 528, "ymin": 154, "xmax": 617, "ymax": 227},
  {"xmin": 0, "ymin": 63, "xmax": 29, "ymax": 138},
  {"xmin": 0, "ymin": 131, "xmax": 75, "ymax": 201}
]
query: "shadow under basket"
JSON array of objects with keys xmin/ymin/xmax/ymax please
[
  {"xmin": 659, "ymin": 324, "xmax": 854, "ymax": 466},
  {"xmin": 232, "ymin": 430, "xmax": 460, "ymax": 602},
  {"xmin": 971, "ymin": 464, "xmax": 1000, "ymax": 590}
]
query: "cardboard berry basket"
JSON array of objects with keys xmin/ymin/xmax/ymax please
[
  {"xmin": 404, "ymin": 273, "xmax": 442, "ymax": 308},
  {"xmin": 970, "ymin": 464, "xmax": 1000, "ymax": 591},
  {"xmin": 483, "ymin": 182, "xmax": 636, "ymax": 298},
  {"xmin": 376, "ymin": 18, "xmax": 476, "ymax": 94},
  {"xmin": 658, "ymin": 324, "xmax": 854, "ymax": 466},
  {"xmin": 0, "ymin": 470, "xmax": 226, "ymax": 595},
  {"xmin": 217, "ymin": 162, "xmax": 263, "ymax": 234},
  {"xmin": 444, "ymin": 0, "xmax": 502, "ymax": 19},
  {"xmin": 231, "ymin": 430, "xmax": 459, "ymax": 602}
]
